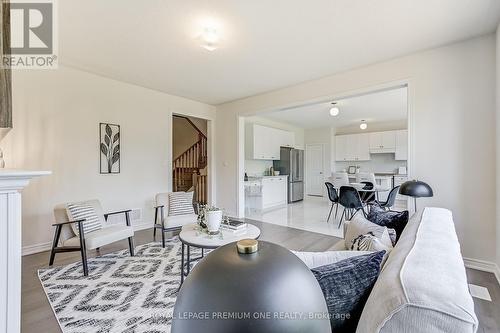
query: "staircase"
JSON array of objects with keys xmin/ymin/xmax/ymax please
[{"xmin": 173, "ymin": 116, "xmax": 208, "ymax": 204}]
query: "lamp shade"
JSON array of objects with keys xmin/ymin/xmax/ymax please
[
  {"xmin": 399, "ymin": 180, "xmax": 433, "ymax": 198},
  {"xmin": 172, "ymin": 240, "xmax": 331, "ymax": 333}
]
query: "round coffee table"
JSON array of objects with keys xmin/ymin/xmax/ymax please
[{"xmin": 179, "ymin": 223, "xmax": 261, "ymax": 285}]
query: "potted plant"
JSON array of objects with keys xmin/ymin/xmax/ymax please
[{"xmin": 198, "ymin": 204, "xmax": 223, "ymax": 235}]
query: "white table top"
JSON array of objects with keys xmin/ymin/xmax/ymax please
[{"xmin": 179, "ymin": 223, "xmax": 261, "ymax": 249}]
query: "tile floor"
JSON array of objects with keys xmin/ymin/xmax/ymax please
[{"xmin": 246, "ymin": 195, "xmax": 345, "ymax": 238}]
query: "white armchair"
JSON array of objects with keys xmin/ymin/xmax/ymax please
[
  {"xmin": 50, "ymin": 199, "xmax": 135, "ymax": 276},
  {"xmin": 153, "ymin": 192, "xmax": 198, "ymax": 247}
]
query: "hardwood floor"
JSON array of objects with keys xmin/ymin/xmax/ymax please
[{"xmin": 22, "ymin": 221, "xmax": 500, "ymax": 333}]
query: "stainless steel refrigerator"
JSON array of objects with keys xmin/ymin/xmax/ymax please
[{"xmin": 273, "ymin": 147, "xmax": 304, "ymax": 203}]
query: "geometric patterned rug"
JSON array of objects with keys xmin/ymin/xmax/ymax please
[{"xmin": 38, "ymin": 237, "xmax": 200, "ymax": 333}]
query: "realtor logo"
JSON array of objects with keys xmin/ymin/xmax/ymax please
[{"xmin": 2, "ymin": 0, "xmax": 58, "ymax": 69}]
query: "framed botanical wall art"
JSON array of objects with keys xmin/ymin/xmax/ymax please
[{"xmin": 100, "ymin": 123, "xmax": 120, "ymax": 174}]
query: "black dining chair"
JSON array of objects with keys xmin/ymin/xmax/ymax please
[
  {"xmin": 324, "ymin": 182, "xmax": 339, "ymax": 223},
  {"xmin": 377, "ymin": 185, "xmax": 400, "ymax": 211},
  {"xmin": 338, "ymin": 186, "xmax": 366, "ymax": 228}
]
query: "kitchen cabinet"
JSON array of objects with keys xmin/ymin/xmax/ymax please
[
  {"xmin": 261, "ymin": 176, "xmax": 288, "ymax": 209},
  {"xmin": 356, "ymin": 133, "xmax": 370, "ymax": 161},
  {"xmin": 335, "ymin": 135, "xmax": 347, "ymax": 161},
  {"xmin": 279, "ymin": 130, "xmax": 295, "ymax": 148},
  {"xmin": 395, "ymin": 130, "xmax": 408, "ymax": 160},
  {"xmin": 335, "ymin": 133, "xmax": 370, "ymax": 161},
  {"xmin": 369, "ymin": 131, "xmax": 396, "ymax": 153},
  {"xmin": 246, "ymin": 124, "xmax": 294, "ymax": 160}
]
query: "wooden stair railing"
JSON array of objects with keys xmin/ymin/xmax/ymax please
[{"xmin": 172, "ymin": 117, "xmax": 208, "ymax": 203}]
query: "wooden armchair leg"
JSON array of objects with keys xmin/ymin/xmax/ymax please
[
  {"xmin": 153, "ymin": 207, "xmax": 158, "ymax": 240},
  {"xmin": 78, "ymin": 223, "xmax": 89, "ymax": 276},
  {"xmin": 128, "ymin": 237, "xmax": 135, "ymax": 256},
  {"xmin": 49, "ymin": 224, "xmax": 62, "ymax": 266}
]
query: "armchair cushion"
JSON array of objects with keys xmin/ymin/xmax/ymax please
[
  {"xmin": 63, "ymin": 225, "xmax": 134, "ymax": 250},
  {"xmin": 165, "ymin": 214, "xmax": 198, "ymax": 229},
  {"xmin": 66, "ymin": 202, "xmax": 103, "ymax": 235}
]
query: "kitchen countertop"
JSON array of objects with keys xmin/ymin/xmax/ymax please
[{"xmin": 245, "ymin": 175, "xmax": 288, "ymax": 182}]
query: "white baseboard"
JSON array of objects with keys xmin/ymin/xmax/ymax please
[
  {"xmin": 463, "ymin": 257, "xmax": 500, "ymax": 286},
  {"xmin": 22, "ymin": 222, "xmax": 154, "ymax": 256},
  {"xmin": 22, "ymin": 241, "xmax": 52, "ymax": 256}
]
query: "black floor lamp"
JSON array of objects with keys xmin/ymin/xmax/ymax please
[{"xmin": 399, "ymin": 180, "xmax": 433, "ymax": 212}]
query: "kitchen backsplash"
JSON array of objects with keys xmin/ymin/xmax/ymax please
[
  {"xmin": 245, "ymin": 159, "xmax": 274, "ymax": 176},
  {"xmin": 335, "ymin": 153, "xmax": 407, "ymax": 174}
]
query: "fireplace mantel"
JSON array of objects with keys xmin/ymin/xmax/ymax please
[{"xmin": 0, "ymin": 169, "xmax": 51, "ymax": 333}]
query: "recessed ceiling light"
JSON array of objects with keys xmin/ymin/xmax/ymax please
[
  {"xmin": 329, "ymin": 102, "xmax": 339, "ymax": 116},
  {"xmin": 360, "ymin": 120, "xmax": 367, "ymax": 130}
]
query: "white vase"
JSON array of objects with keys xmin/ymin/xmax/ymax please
[{"xmin": 206, "ymin": 210, "xmax": 223, "ymax": 233}]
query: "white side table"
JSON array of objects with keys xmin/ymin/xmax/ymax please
[{"xmin": 178, "ymin": 223, "xmax": 260, "ymax": 285}]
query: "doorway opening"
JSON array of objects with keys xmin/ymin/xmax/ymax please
[
  {"xmin": 238, "ymin": 83, "xmax": 411, "ymax": 237},
  {"xmin": 172, "ymin": 114, "xmax": 208, "ymax": 204}
]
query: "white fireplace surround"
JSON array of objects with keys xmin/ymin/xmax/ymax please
[{"xmin": 0, "ymin": 170, "xmax": 50, "ymax": 333}]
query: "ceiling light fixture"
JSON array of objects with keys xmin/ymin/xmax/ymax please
[
  {"xmin": 360, "ymin": 120, "xmax": 367, "ymax": 130},
  {"xmin": 200, "ymin": 26, "xmax": 219, "ymax": 51},
  {"xmin": 329, "ymin": 102, "xmax": 339, "ymax": 116}
]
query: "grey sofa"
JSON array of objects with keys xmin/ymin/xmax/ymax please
[{"xmin": 307, "ymin": 207, "xmax": 478, "ymax": 332}]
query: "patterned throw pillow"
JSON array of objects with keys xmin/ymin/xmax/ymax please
[
  {"xmin": 344, "ymin": 214, "xmax": 393, "ymax": 249},
  {"xmin": 311, "ymin": 251, "xmax": 385, "ymax": 332},
  {"xmin": 367, "ymin": 205, "xmax": 409, "ymax": 242},
  {"xmin": 66, "ymin": 203, "xmax": 102, "ymax": 236},
  {"xmin": 168, "ymin": 192, "xmax": 195, "ymax": 216},
  {"xmin": 350, "ymin": 232, "xmax": 392, "ymax": 253},
  {"xmin": 387, "ymin": 228, "xmax": 397, "ymax": 246}
]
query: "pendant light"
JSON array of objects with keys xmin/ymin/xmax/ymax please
[
  {"xmin": 360, "ymin": 120, "xmax": 367, "ymax": 130},
  {"xmin": 329, "ymin": 103, "xmax": 339, "ymax": 116}
]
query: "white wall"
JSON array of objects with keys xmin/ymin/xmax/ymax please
[
  {"xmin": 216, "ymin": 34, "xmax": 497, "ymax": 263},
  {"xmin": 244, "ymin": 115, "xmax": 305, "ymax": 176},
  {"xmin": 3, "ymin": 66, "xmax": 216, "ymax": 251}
]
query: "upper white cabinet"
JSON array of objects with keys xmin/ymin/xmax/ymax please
[
  {"xmin": 395, "ymin": 130, "xmax": 408, "ymax": 160},
  {"xmin": 335, "ymin": 130, "xmax": 407, "ymax": 161},
  {"xmin": 278, "ymin": 129, "xmax": 295, "ymax": 148},
  {"xmin": 246, "ymin": 124, "xmax": 294, "ymax": 160},
  {"xmin": 335, "ymin": 133, "xmax": 370, "ymax": 161},
  {"xmin": 369, "ymin": 131, "xmax": 396, "ymax": 153}
]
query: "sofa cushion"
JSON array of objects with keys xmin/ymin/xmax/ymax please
[
  {"xmin": 367, "ymin": 205, "xmax": 409, "ymax": 242},
  {"xmin": 356, "ymin": 208, "xmax": 478, "ymax": 333},
  {"xmin": 311, "ymin": 251, "xmax": 385, "ymax": 333},
  {"xmin": 292, "ymin": 250, "xmax": 373, "ymax": 269},
  {"xmin": 349, "ymin": 233, "xmax": 392, "ymax": 253},
  {"xmin": 344, "ymin": 214, "xmax": 393, "ymax": 249}
]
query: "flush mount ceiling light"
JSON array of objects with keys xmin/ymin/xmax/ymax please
[
  {"xmin": 329, "ymin": 102, "xmax": 339, "ymax": 116},
  {"xmin": 200, "ymin": 27, "xmax": 219, "ymax": 51},
  {"xmin": 197, "ymin": 18, "xmax": 221, "ymax": 51},
  {"xmin": 360, "ymin": 120, "xmax": 367, "ymax": 130}
]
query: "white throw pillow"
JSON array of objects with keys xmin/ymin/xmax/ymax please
[
  {"xmin": 344, "ymin": 214, "xmax": 393, "ymax": 249},
  {"xmin": 349, "ymin": 233, "xmax": 392, "ymax": 253},
  {"xmin": 66, "ymin": 203, "xmax": 102, "ymax": 236},
  {"xmin": 168, "ymin": 192, "xmax": 195, "ymax": 216},
  {"xmin": 292, "ymin": 250, "xmax": 373, "ymax": 269}
]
